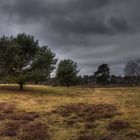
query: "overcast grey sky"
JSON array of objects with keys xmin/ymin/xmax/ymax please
[{"xmin": 0, "ymin": 0, "xmax": 140, "ymax": 75}]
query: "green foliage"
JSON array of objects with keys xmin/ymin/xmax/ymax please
[
  {"xmin": 56, "ymin": 59, "xmax": 79, "ymax": 86},
  {"xmin": 94, "ymin": 64, "xmax": 110, "ymax": 85},
  {"xmin": 0, "ymin": 33, "xmax": 57, "ymax": 90}
]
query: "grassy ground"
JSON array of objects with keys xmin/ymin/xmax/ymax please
[{"xmin": 0, "ymin": 84, "xmax": 139, "ymax": 140}]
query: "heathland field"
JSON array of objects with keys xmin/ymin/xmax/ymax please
[{"xmin": 0, "ymin": 85, "xmax": 139, "ymax": 140}]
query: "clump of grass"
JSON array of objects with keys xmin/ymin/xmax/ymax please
[
  {"xmin": 10, "ymin": 111, "xmax": 40, "ymax": 121},
  {"xmin": 0, "ymin": 121, "xmax": 22, "ymax": 137},
  {"xmin": 19, "ymin": 122, "xmax": 50, "ymax": 140},
  {"xmin": 0, "ymin": 102, "xmax": 16, "ymax": 114},
  {"xmin": 84, "ymin": 122, "xmax": 95, "ymax": 129},
  {"xmin": 107, "ymin": 120, "xmax": 130, "ymax": 131},
  {"xmin": 76, "ymin": 133, "xmax": 94, "ymax": 140},
  {"xmin": 126, "ymin": 130, "xmax": 140, "ymax": 138},
  {"xmin": 99, "ymin": 135, "xmax": 112, "ymax": 140}
]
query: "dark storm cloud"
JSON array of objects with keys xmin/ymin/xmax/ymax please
[
  {"xmin": 108, "ymin": 17, "xmax": 134, "ymax": 33},
  {"xmin": 0, "ymin": 0, "xmax": 140, "ymax": 75},
  {"xmin": 1, "ymin": 0, "xmax": 134, "ymax": 35},
  {"xmin": 68, "ymin": 0, "xmax": 111, "ymax": 11},
  {"xmin": 2, "ymin": 0, "xmax": 111, "ymax": 18}
]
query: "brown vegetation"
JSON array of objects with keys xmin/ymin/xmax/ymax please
[
  {"xmin": 19, "ymin": 122, "xmax": 49, "ymax": 140},
  {"xmin": 53, "ymin": 103, "xmax": 117, "ymax": 125},
  {"xmin": 107, "ymin": 120, "xmax": 130, "ymax": 131},
  {"xmin": 0, "ymin": 121, "xmax": 20, "ymax": 137},
  {"xmin": 0, "ymin": 101, "xmax": 49, "ymax": 140},
  {"xmin": 76, "ymin": 133, "xmax": 95, "ymax": 140},
  {"xmin": 10, "ymin": 112, "xmax": 40, "ymax": 121}
]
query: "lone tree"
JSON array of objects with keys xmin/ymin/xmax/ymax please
[
  {"xmin": 56, "ymin": 59, "xmax": 79, "ymax": 86},
  {"xmin": 124, "ymin": 59, "xmax": 140, "ymax": 86},
  {"xmin": 94, "ymin": 64, "xmax": 110, "ymax": 85},
  {"xmin": 0, "ymin": 33, "xmax": 57, "ymax": 90}
]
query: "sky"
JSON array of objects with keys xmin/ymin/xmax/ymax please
[{"xmin": 0, "ymin": 0, "xmax": 140, "ymax": 75}]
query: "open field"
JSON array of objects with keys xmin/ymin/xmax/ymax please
[{"xmin": 0, "ymin": 85, "xmax": 139, "ymax": 140}]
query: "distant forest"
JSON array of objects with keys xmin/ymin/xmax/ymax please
[{"xmin": 48, "ymin": 59, "xmax": 140, "ymax": 87}]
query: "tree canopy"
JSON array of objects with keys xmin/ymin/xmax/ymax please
[
  {"xmin": 124, "ymin": 59, "xmax": 140, "ymax": 85},
  {"xmin": 56, "ymin": 59, "xmax": 79, "ymax": 86},
  {"xmin": 94, "ymin": 64, "xmax": 110, "ymax": 85},
  {"xmin": 0, "ymin": 33, "xmax": 57, "ymax": 90}
]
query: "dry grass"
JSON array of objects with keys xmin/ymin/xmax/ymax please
[{"xmin": 0, "ymin": 84, "xmax": 139, "ymax": 140}]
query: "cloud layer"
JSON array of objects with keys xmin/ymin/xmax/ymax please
[{"xmin": 0, "ymin": 0, "xmax": 140, "ymax": 75}]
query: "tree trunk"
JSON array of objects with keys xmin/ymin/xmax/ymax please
[
  {"xmin": 67, "ymin": 83, "xmax": 70, "ymax": 88},
  {"xmin": 19, "ymin": 82, "xmax": 23, "ymax": 91}
]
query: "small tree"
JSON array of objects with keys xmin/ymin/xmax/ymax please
[
  {"xmin": 56, "ymin": 59, "xmax": 79, "ymax": 86},
  {"xmin": 0, "ymin": 33, "xmax": 57, "ymax": 90},
  {"xmin": 124, "ymin": 59, "xmax": 140, "ymax": 86},
  {"xmin": 94, "ymin": 64, "xmax": 110, "ymax": 85}
]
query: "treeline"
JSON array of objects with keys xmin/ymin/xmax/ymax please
[
  {"xmin": 78, "ymin": 60, "xmax": 140, "ymax": 86},
  {"xmin": 48, "ymin": 61, "xmax": 140, "ymax": 87},
  {"xmin": 0, "ymin": 33, "xmax": 140, "ymax": 90}
]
